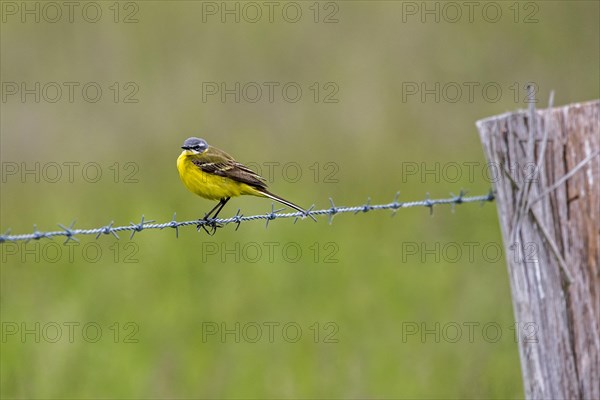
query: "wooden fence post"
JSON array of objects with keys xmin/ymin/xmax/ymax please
[{"xmin": 476, "ymin": 99, "xmax": 599, "ymax": 399}]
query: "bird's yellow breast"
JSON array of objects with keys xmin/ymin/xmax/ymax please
[{"xmin": 177, "ymin": 151, "xmax": 256, "ymax": 200}]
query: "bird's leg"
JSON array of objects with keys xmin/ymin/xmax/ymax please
[
  {"xmin": 203, "ymin": 198, "xmax": 227, "ymax": 220},
  {"xmin": 210, "ymin": 197, "xmax": 230, "ymax": 220},
  {"xmin": 198, "ymin": 197, "xmax": 230, "ymax": 235}
]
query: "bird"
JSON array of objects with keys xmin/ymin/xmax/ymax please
[{"xmin": 177, "ymin": 137, "xmax": 312, "ymax": 233}]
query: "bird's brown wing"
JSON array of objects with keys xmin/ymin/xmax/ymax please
[{"xmin": 191, "ymin": 146, "xmax": 267, "ymax": 189}]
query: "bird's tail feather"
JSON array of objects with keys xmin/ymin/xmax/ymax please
[{"xmin": 258, "ymin": 189, "xmax": 308, "ymax": 214}]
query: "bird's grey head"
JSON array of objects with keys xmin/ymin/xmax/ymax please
[{"xmin": 181, "ymin": 137, "xmax": 208, "ymax": 154}]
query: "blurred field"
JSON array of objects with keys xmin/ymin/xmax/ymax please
[{"xmin": 1, "ymin": 1, "xmax": 598, "ymax": 398}]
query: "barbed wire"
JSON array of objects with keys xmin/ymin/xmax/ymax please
[{"xmin": 0, "ymin": 190, "xmax": 495, "ymax": 243}]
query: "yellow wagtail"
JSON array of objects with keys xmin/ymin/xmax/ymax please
[{"xmin": 177, "ymin": 137, "xmax": 312, "ymax": 231}]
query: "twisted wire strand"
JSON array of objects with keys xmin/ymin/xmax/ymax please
[{"xmin": 0, "ymin": 190, "xmax": 495, "ymax": 243}]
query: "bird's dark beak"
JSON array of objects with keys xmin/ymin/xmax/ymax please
[{"xmin": 181, "ymin": 146, "xmax": 189, "ymax": 150}]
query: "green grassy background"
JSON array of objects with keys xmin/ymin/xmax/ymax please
[{"xmin": 1, "ymin": 1, "xmax": 598, "ymax": 398}]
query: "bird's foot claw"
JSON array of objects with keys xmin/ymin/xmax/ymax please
[{"xmin": 197, "ymin": 217, "xmax": 223, "ymax": 235}]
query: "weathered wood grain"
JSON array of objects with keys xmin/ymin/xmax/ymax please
[{"xmin": 477, "ymin": 100, "xmax": 599, "ymax": 399}]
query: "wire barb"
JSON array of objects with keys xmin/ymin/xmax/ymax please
[
  {"xmin": 327, "ymin": 198, "xmax": 338, "ymax": 225},
  {"xmin": 390, "ymin": 192, "xmax": 402, "ymax": 217},
  {"xmin": 58, "ymin": 221, "xmax": 78, "ymax": 244},
  {"xmin": 0, "ymin": 192, "xmax": 495, "ymax": 242},
  {"xmin": 265, "ymin": 204, "xmax": 285, "ymax": 228},
  {"xmin": 424, "ymin": 193, "xmax": 434, "ymax": 216},
  {"xmin": 449, "ymin": 190, "xmax": 467, "ymax": 213},
  {"xmin": 160, "ymin": 212, "xmax": 180, "ymax": 238},
  {"xmin": 96, "ymin": 221, "xmax": 119, "ymax": 240},
  {"xmin": 232, "ymin": 209, "xmax": 243, "ymax": 231},
  {"xmin": 354, "ymin": 197, "xmax": 372, "ymax": 214},
  {"xmin": 295, "ymin": 205, "xmax": 315, "ymax": 224},
  {"xmin": 129, "ymin": 215, "xmax": 155, "ymax": 239},
  {"xmin": 0, "ymin": 229, "xmax": 11, "ymax": 244},
  {"xmin": 29, "ymin": 224, "xmax": 46, "ymax": 242}
]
